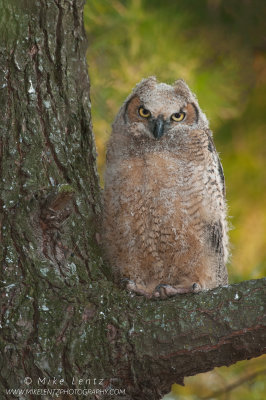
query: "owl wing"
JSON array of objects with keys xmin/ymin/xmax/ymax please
[{"xmin": 206, "ymin": 132, "xmax": 229, "ymax": 284}]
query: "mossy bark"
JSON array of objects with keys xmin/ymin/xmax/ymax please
[{"xmin": 0, "ymin": 1, "xmax": 265, "ymax": 400}]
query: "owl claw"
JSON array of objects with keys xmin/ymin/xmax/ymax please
[
  {"xmin": 192, "ymin": 282, "xmax": 201, "ymax": 292},
  {"xmin": 120, "ymin": 278, "xmax": 132, "ymax": 287}
]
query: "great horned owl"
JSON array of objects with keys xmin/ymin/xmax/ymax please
[{"xmin": 102, "ymin": 77, "xmax": 228, "ymax": 298}]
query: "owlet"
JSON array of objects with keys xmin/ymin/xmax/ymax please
[{"xmin": 102, "ymin": 77, "xmax": 229, "ymax": 298}]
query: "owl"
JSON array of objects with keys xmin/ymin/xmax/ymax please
[{"xmin": 102, "ymin": 77, "xmax": 228, "ymax": 298}]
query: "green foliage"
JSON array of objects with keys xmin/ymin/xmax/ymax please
[
  {"xmin": 167, "ymin": 355, "xmax": 266, "ymax": 400},
  {"xmin": 84, "ymin": 0, "xmax": 266, "ymax": 398}
]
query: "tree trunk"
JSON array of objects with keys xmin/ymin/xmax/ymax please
[{"xmin": 0, "ymin": 1, "xmax": 265, "ymax": 400}]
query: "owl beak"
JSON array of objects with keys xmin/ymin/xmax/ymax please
[{"xmin": 153, "ymin": 116, "xmax": 165, "ymax": 139}]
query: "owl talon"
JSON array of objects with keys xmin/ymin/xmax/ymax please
[
  {"xmin": 120, "ymin": 278, "xmax": 133, "ymax": 289},
  {"xmin": 192, "ymin": 282, "xmax": 201, "ymax": 292}
]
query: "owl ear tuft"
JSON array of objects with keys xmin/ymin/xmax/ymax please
[
  {"xmin": 173, "ymin": 79, "xmax": 192, "ymax": 97},
  {"xmin": 141, "ymin": 76, "xmax": 157, "ymax": 84},
  {"xmin": 133, "ymin": 76, "xmax": 157, "ymax": 93}
]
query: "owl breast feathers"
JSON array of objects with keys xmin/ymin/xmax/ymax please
[{"xmin": 102, "ymin": 77, "xmax": 229, "ymax": 299}]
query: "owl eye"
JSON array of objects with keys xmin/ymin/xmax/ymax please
[
  {"xmin": 138, "ymin": 107, "xmax": 151, "ymax": 118},
  {"xmin": 171, "ymin": 112, "xmax": 186, "ymax": 122}
]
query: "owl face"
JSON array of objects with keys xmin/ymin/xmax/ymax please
[{"xmin": 115, "ymin": 77, "xmax": 209, "ymax": 141}]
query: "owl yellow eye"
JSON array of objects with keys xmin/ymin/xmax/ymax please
[
  {"xmin": 138, "ymin": 107, "xmax": 151, "ymax": 118},
  {"xmin": 171, "ymin": 112, "xmax": 186, "ymax": 122}
]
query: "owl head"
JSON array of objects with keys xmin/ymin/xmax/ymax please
[{"xmin": 112, "ymin": 77, "xmax": 209, "ymax": 143}]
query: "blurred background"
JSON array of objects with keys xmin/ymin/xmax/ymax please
[{"xmin": 84, "ymin": 0, "xmax": 266, "ymax": 398}]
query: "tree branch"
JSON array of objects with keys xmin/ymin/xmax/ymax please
[{"xmin": 103, "ymin": 278, "xmax": 266, "ymax": 399}]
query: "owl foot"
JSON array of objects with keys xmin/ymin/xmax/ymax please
[
  {"xmin": 154, "ymin": 283, "xmax": 201, "ymax": 299},
  {"xmin": 121, "ymin": 279, "xmax": 152, "ymax": 298}
]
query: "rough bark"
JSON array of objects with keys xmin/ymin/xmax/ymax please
[{"xmin": 0, "ymin": 1, "xmax": 265, "ymax": 400}]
